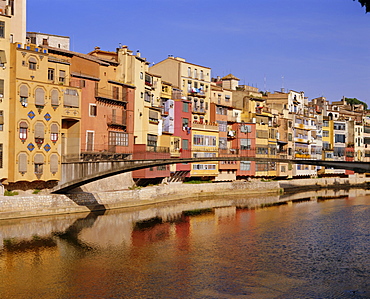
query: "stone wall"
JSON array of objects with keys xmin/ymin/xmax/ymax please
[{"xmin": 0, "ymin": 177, "xmax": 369, "ymax": 220}]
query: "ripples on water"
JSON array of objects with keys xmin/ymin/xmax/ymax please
[{"xmin": 0, "ymin": 192, "xmax": 369, "ymax": 298}]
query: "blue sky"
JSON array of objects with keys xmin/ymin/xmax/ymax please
[{"xmin": 27, "ymin": 0, "xmax": 370, "ymax": 104}]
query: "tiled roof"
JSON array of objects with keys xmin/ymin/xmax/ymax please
[{"xmin": 221, "ymin": 74, "xmax": 240, "ymax": 81}]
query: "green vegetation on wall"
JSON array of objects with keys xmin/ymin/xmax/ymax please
[{"xmin": 345, "ymin": 97, "xmax": 368, "ymax": 110}]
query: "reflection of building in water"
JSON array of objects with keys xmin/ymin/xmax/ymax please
[{"xmin": 131, "ymin": 221, "xmax": 171, "ymax": 247}]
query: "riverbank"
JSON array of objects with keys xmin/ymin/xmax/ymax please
[{"xmin": 0, "ymin": 176, "xmax": 370, "ymax": 220}]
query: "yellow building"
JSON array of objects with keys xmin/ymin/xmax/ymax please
[
  {"xmin": 191, "ymin": 124, "xmax": 219, "ymax": 177},
  {"xmin": 7, "ymin": 42, "xmax": 80, "ymax": 189},
  {"xmin": 0, "ymin": 14, "xmax": 10, "ymax": 184},
  {"xmin": 322, "ymin": 117, "xmax": 333, "ymax": 160},
  {"xmin": 150, "ymin": 56, "xmax": 219, "ymax": 178}
]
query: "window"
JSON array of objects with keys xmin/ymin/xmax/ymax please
[
  {"xmin": 51, "ymin": 89, "xmax": 59, "ymax": 107},
  {"xmin": 188, "ymin": 67, "xmax": 191, "ymax": 77},
  {"xmin": 323, "ymin": 130, "xmax": 329, "ymax": 137},
  {"xmin": 182, "ymin": 118, "xmax": 189, "ymax": 128},
  {"xmin": 335, "ymin": 134, "xmax": 345, "ymax": 143},
  {"xmin": 63, "ymin": 89, "xmax": 79, "ymax": 107},
  {"xmin": 182, "ymin": 102, "xmax": 189, "ymax": 112},
  {"xmin": 200, "ymin": 70, "xmax": 204, "ymax": 80},
  {"xmin": 86, "ymin": 131, "xmax": 94, "ymax": 151},
  {"xmin": 18, "ymin": 152, "xmax": 27, "ymax": 173},
  {"xmin": 240, "ymin": 138, "xmax": 251, "ymax": 150},
  {"xmin": 34, "ymin": 153, "xmax": 44, "ymax": 175},
  {"xmin": 219, "ymin": 137, "xmax": 227, "ymax": 149},
  {"xmin": 0, "ymin": 110, "xmax": 3, "ymax": 131},
  {"xmin": 0, "ymin": 79, "xmax": 4, "ymax": 97},
  {"xmin": 323, "ymin": 142, "xmax": 331, "ymax": 150},
  {"xmin": 149, "ymin": 110, "xmax": 158, "ymax": 123},
  {"xmin": 108, "ymin": 131, "xmax": 128, "ymax": 146},
  {"xmin": 35, "ymin": 88, "xmax": 45, "ymax": 107},
  {"xmin": 182, "ymin": 139, "xmax": 189, "ymax": 150},
  {"xmin": 240, "ymin": 124, "xmax": 252, "ymax": 133},
  {"xmin": 0, "ymin": 21, "xmax": 4, "ymax": 39},
  {"xmin": 50, "ymin": 123, "xmax": 58, "ymax": 143},
  {"xmin": 113, "ymin": 86, "xmax": 119, "ymax": 100},
  {"xmin": 59, "ymin": 70, "xmax": 66, "ymax": 83},
  {"xmin": 193, "ymin": 134, "xmax": 216, "ymax": 146},
  {"xmin": 217, "ymin": 121, "xmax": 227, "ymax": 132},
  {"xmin": 147, "ymin": 134, "xmax": 157, "ymax": 147},
  {"xmin": 29, "ymin": 57, "xmax": 37, "ymax": 70},
  {"xmin": 0, "ymin": 144, "xmax": 2, "ymax": 168},
  {"xmin": 194, "ymin": 69, "xmax": 197, "ymax": 78},
  {"xmin": 50, "ymin": 154, "xmax": 58, "ymax": 174},
  {"xmin": 19, "ymin": 121, "xmax": 28, "ymax": 141},
  {"xmin": 34, "ymin": 122, "xmax": 45, "ymax": 145},
  {"xmin": 48, "ymin": 68, "xmax": 54, "ymax": 81},
  {"xmin": 256, "ymin": 162, "xmax": 268, "ymax": 171},
  {"xmin": 240, "ymin": 161, "xmax": 251, "ymax": 171},
  {"xmin": 144, "ymin": 91, "xmax": 151, "ymax": 102},
  {"xmin": 20, "ymin": 84, "xmax": 28, "ymax": 107},
  {"xmin": 89, "ymin": 104, "xmax": 97, "ymax": 116}
]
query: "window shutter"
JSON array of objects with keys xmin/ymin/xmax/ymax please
[
  {"xmin": 20, "ymin": 85, "xmax": 28, "ymax": 97},
  {"xmin": 0, "ymin": 50, "xmax": 6, "ymax": 64},
  {"xmin": 64, "ymin": 89, "xmax": 79, "ymax": 107},
  {"xmin": 35, "ymin": 123, "xmax": 45, "ymax": 138},
  {"xmin": 18, "ymin": 153, "xmax": 28, "ymax": 173},
  {"xmin": 50, "ymin": 123, "xmax": 58, "ymax": 133},
  {"xmin": 34, "ymin": 153, "xmax": 44, "ymax": 164},
  {"xmin": 51, "ymin": 89, "xmax": 59, "ymax": 106},
  {"xmin": 0, "ymin": 112, "xmax": 3, "ymax": 125},
  {"xmin": 35, "ymin": 88, "xmax": 45, "ymax": 106},
  {"xmin": 149, "ymin": 110, "xmax": 158, "ymax": 120},
  {"xmin": 19, "ymin": 121, "xmax": 28, "ymax": 128},
  {"xmin": 50, "ymin": 154, "xmax": 58, "ymax": 173}
]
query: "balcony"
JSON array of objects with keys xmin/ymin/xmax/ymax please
[
  {"xmin": 107, "ymin": 113, "xmax": 127, "ymax": 128},
  {"xmin": 95, "ymin": 88, "xmax": 127, "ymax": 106},
  {"xmin": 188, "ymin": 88, "xmax": 206, "ymax": 98},
  {"xmin": 227, "ymin": 130, "xmax": 236, "ymax": 139},
  {"xmin": 255, "ymin": 106, "xmax": 271, "ymax": 114},
  {"xmin": 192, "ymin": 121, "xmax": 218, "ymax": 132},
  {"xmin": 192, "ymin": 106, "xmax": 206, "ymax": 114}
]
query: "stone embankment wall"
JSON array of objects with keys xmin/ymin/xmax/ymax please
[{"xmin": 0, "ymin": 177, "xmax": 369, "ymax": 220}]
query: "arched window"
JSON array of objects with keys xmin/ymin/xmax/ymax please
[
  {"xmin": 34, "ymin": 153, "xmax": 44, "ymax": 175},
  {"xmin": 19, "ymin": 121, "xmax": 28, "ymax": 141},
  {"xmin": 50, "ymin": 154, "xmax": 58, "ymax": 174},
  {"xmin": 51, "ymin": 89, "xmax": 59, "ymax": 107},
  {"xmin": 35, "ymin": 88, "xmax": 45, "ymax": 107},
  {"xmin": 50, "ymin": 123, "xmax": 58, "ymax": 143},
  {"xmin": 29, "ymin": 57, "xmax": 37, "ymax": 70},
  {"xmin": 20, "ymin": 84, "xmax": 28, "ymax": 107},
  {"xmin": 18, "ymin": 152, "xmax": 28, "ymax": 174},
  {"xmin": 34, "ymin": 122, "xmax": 45, "ymax": 145}
]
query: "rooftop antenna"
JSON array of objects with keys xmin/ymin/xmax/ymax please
[
  {"xmin": 281, "ymin": 75, "xmax": 285, "ymax": 93},
  {"xmin": 264, "ymin": 74, "xmax": 266, "ymax": 91}
]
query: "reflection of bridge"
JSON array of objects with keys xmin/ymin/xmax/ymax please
[{"xmin": 53, "ymin": 157, "xmax": 370, "ymax": 194}]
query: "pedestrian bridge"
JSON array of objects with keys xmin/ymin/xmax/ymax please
[{"xmin": 53, "ymin": 157, "xmax": 370, "ymax": 194}]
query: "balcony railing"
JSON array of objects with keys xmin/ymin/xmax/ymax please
[
  {"xmin": 192, "ymin": 122, "xmax": 219, "ymax": 131},
  {"xmin": 107, "ymin": 113, "xmax": 127, "ymax": 127},
  {"xmin": 95, "ymin": 88, "xmax": 127, "ymax": 105},
  {"xmin": 192, "ymin": 106, "xmax": 205, "ymax": 114},
  {"xmin": 188, "ymin": 88, "xmax": 206, "ymax": 97}
]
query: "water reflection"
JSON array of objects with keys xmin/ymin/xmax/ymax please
[{"xmin": 0, "ymin": 188, "xmax": 369, "ymax": 298}]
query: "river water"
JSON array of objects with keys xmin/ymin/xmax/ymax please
[{"xmin": 0, "ymin": 189, "xmax": 369, "ymax": 298}]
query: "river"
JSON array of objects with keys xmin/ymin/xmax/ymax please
[{"xmin": 0, "ymin": 189, "xmax": 369, "ymax": 298}]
